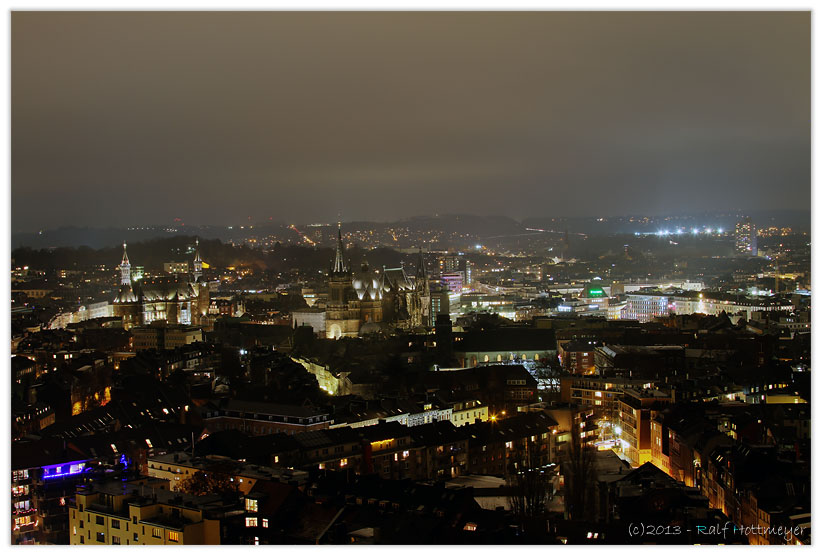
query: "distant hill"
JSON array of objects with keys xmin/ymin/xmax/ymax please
[{"xmin": 11, "ymin": 210, "xmax": 809, "ymax": 250}]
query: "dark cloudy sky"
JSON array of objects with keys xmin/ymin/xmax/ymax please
[{"xmin": 12, "ymin": 11, "xmax": 810, "ymax": 232}]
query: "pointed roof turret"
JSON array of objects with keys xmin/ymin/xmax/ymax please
[
  {"xmin": 119, "ymin": 242, "xmax": 132, "ymax": 286},
  {"xmin": 331, "ymin": 223, "xmax": 348, "ymax": 274},
  {"xmin": 193, "ymin": 237, "xmax": 203, "ymax": 282},
  {"xmin": 121, "ymin": 242, "xmax": 130, "ymax": 266}
]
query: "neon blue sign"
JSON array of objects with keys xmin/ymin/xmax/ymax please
[{"xmin": 41, "ymin": 460, "xmax": 89, "ymax": 479}]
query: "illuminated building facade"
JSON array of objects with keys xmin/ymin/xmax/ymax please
[
  {"xmin": 617, "ymin": 388, "xmax": 674, "ymax": 467},
  {"xmin": 620, "ymin": 291, "xmax": 794, "ymax": 323},
  {"xmin": 735, "ymin": 217, "xmax": 758, "ymax": 256},
  {"xmin": 440, "ymin": 272, "xmax": 464, "ymax": 293},
  {"xmin": 69, "ymin": 478, "xmax": 221, "ymax": 545},
  {"xmin": 163, "ymin": 261, "xmax": 189, "ymax": 275},
  {"xmin": 112, "ymin": 241, "xmax": 210, "ymax": 330},
  {"xmin": 429, "ymin": 283, "xmax": 450, "ymax": 318},
  {"xmin": 324, "ymin": 225, "xmax": 430, "ymax": 339},
  {"xmin": 438, "ymin": 255, "xmax": 472, "ymax": 285},
  {"xmin": 12, "ymin": 457, "xmax": 90, "ymax": 545}
]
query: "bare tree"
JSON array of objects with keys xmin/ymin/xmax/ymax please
[
  {"xmin": 562, "ymin": 425, "xmax": 597, "ymax": 521},
  {"xmin": 507, "ymin": 440, "xmax": 548, "ymax": 523},
  {"xmin": 179, "ymin": 461, "xmax": 239, "ymax": 498}
]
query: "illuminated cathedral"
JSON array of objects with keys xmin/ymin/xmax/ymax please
[
  {"xmin": 325, "ymin": 225, "xmax": 430, "ymax": 339},
  {"xmin": 112, "ymin": 240, "xmax": 210, "ymax": 329}
]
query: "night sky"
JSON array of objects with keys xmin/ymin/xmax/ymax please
[{"xmin": 12, "ymin": 11, "xmax": 810, "ymax": 232}]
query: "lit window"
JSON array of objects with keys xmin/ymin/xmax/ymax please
[
  {"xmin": 152, "ymin": 528, "xmax": 162, "ymax": 538},
  {"xmin": 339, "ymin": 458, "xmax": 347, "ymax": 468},
  {"xmin": 168, "ymin": 531, "xmax": 179, "ymax": 542},
  {"xmin": 245, "ymin": 517, "xmax": 258, "ymax": 528},
  {"xmin": 262, "ymin": 519, "xmax": 269, "ymax": 529},
  {"xmin": 245, "ymin": 498, "xmax": 258, "ymax": 513}
]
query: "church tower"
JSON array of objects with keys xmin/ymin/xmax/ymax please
[
  {"xmin": 325, "ymin": 223, "xmax": 359, "ymax": 339},
  {"xmin": 120, "ymin": 242, "xmax": 132, "ymax": 285},
  {"xmin": 113, "ymin": 242, "xmax": 140, "ymax": 329},
  {"xmin": 415, "ymin": 248, "xmax": 431, "ymax": 327},
  {"xmin": 193, "ymin": 238, "xmax": 203, "ymax": 282},
  {"xmin": 191, "ymin": 238, "xmax": 209, "ymax": 323},
  {"xmin": 328, "ymin": 224, "xmax": 351, "ymax": 305}
]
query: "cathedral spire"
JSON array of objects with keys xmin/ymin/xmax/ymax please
[
  {"xmin": 332, "ymin": 223, "xmax": 348, "ymax": 274},
  {"xmin": 416, "ymin": 248, "xmax": 427, "ymax": 279},
  {"xmin": 119, "ymin": 242, "xmax": 131, "ymax": 285},
  {"xmin": 416, "ymin": 248, "xmax": 430, "ymax": 296}
]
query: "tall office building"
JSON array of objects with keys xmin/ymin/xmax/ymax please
[
  {"xmin": 438, "ymin": 256, "xmax": 472, "ymax": 286},
  {"xmin": 429, "ymin": 282, "xmax": 450, "ymax": 317},
  {"xmin": 735, "ymin": 217, "xmax": 758, "ymax": 256}
]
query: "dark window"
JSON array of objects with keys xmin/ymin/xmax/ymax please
[
  {"xmin": 96, "ymin": 516, "xmax": 104, "ymax": 525},
  {"xmin": 134, "ymin": 533, "xmax": 139, "ymax": 542},
  {"xmin": 80, "ymin": 537, "xmax": 84, "ymax": 544},
  {"xmin": 112, "ymin": 520, "xmax": 120, "ymax": 529},
  {"xmin": 112, "ymin": 536, "xmax": 121, "ymax": 545},
  {"xmin": 96, "ymin": 532, "xmax": 105, "ymax": 543}
]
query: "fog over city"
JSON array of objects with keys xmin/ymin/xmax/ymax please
[
  {"xmin": 10, "ymin": 11, "xmax": 812, "ymax": 548},
  {"xmin": 12, "ymin": 11, "xmax": 809, "ymax": 232}
]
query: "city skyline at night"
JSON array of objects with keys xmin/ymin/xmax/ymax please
[{"xmin": 10, "ymin": 9, "xmax": 812, "ymax": 547}]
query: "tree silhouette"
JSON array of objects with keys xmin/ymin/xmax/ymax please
[
  {"xmin": 562, "ymin": 425, "xmax": 598, "ymax": 521},
  {"xmin": 179, "ymin": 461, "xmax": 239, "ymax": 498},
  {"xmin": 507, "ymin": 439, "xmax": 549, "ymax": 527}
]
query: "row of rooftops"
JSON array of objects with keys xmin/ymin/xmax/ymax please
[
  {"xmin": 202, "ymin": 398, "xmax": 330, "ymax": 421},
  {"xmin": 197, "ymin": 411, "xmax": 559, "ymax": 462},
  {"xmin": 148, "ymin": 451, "xmax": 308, "ymax": 485},
  {"xmin": 76, "ymin": 476, "xmax": 226, "ymax": 519}
]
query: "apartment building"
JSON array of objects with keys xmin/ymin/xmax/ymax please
[{"xmin": 69, "ymin": 477, "xmax": 222, "ymax": 545}]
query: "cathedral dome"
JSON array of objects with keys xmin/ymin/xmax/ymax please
[
  {"xmin": 352, "ymin": 260, "xmax": 382, "ymax": 301},
  {"xmin": 114, "ymin": 283, "xmax": 138, "ymax": 304}
]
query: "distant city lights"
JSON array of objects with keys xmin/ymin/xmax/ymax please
[{"xmin": 646, "ymin": 227, "xmax": 723, "ymax": 238}]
